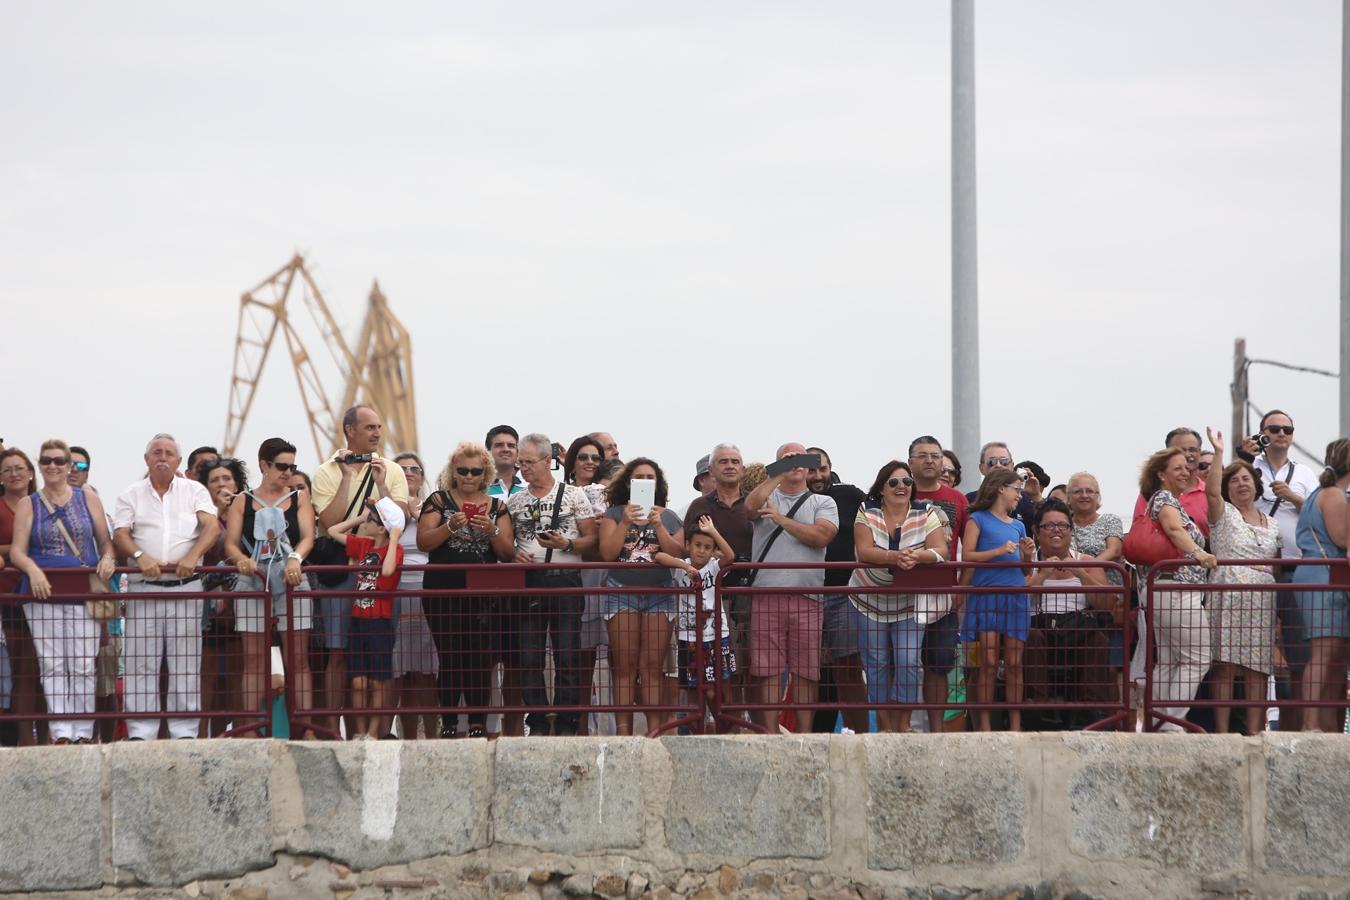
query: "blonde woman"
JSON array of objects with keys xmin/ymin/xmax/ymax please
[
  {"xmin": 9, "ymin": 439, "xmax": 115, "ymax": 744},
  {"xmin": 391, "ymin": 451, "xmax": 439, "ymax": 739},
  {"xmin": 417, "ymin": 442, "xmax": 514, "ymax": 738}
]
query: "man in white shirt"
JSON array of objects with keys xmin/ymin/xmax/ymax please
[
  {"xmin": 112, "ymin": 433, "xmax": 219, "ymax": 740},
  {"xmin": 1240, "ymin": 408, "xmax": 1320, "ymax": 730}
]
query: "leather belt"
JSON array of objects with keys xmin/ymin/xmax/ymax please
[{"xmin": 145, "ymin": 576, "xmax": 202, "ymax": 588}]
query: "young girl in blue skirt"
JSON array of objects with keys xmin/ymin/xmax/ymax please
[{"xmin": 961, "ymin": 467, "xmax": 1036, "ymax": 731}]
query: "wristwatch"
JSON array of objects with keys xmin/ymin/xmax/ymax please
[{"xmin": 131, "ymin": 550, "xmax": 144, "ymax": 562}]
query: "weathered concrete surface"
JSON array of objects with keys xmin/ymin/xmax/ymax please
[
  {"xmin": 864, "ymin": 733, "xmax": 1028, "ymax": 870},
  {"xmin": 109, "ymin": 741, "xmax": 273, "ymax": 885},
  {"xmin": 493, "ymin": 737, "xmax": 643, "ymax": 853},
  {"xmin": 662, "ymin": 734, "xmax": 830, "ymax": 859},
  {"xmin": 4, "ymin": 733, "xmax": 1350, "ymax": 898},
  {"xmin": 286, "ymin": 738, "xmax": 492, "ymax": 868},
  {"xmin": 0, "ymin": 746, "xmax": 102, "ymax": 892}
]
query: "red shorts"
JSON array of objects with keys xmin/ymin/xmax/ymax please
[{"xmin": 749, "ymin": 594, "xmax": 823, "ymax": 681}]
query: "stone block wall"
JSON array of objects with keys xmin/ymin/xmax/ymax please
[{"xmin": 0, "ymin": 733, "xmax": 1346, "ymax": 898}]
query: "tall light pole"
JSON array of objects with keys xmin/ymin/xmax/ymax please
[
  {"xmin": 952, "ymin": 0, "xmax": 981, "ymax": 472},
  {"xmin": 1341, "ymin": 0, "xmax": 1350, "ymax": 434}
]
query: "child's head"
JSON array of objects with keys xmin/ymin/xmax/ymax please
[
  {"xmin": 687, "ymin": 529, "xmax": 717, "ymax": 568},
  {"xmin": 358, "ymin": 496, "xmax": 403, "ymax": 544}
]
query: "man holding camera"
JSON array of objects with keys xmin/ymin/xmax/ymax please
[
  {"xmin": 312, "ymin": 405, "xmax": 409, "ymax": 732},
  {"xmin": 744, "ymin": 443, "xmax": 839, "ymax": 733}
]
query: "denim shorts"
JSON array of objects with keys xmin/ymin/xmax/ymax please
[
  {"xmin": 820, "ymin": 593, "xmax": 861, "ymax": 663},
  {"xmin": 603, "ymin": 578, "xmax": 675, "ymax": 618}
]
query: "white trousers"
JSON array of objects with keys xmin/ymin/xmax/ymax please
[
  {"xmin": 22, "ymin": 602, "xmax": 98, "ymax": 742},
  {"xmin": 124, "ymin": 583, "xmax": 204, "ymax": 740},
  {"xmin": 1150, "ymin": 584, "xmax": 1212, "ymax": 731}
]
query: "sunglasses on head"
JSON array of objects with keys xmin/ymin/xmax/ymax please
[
  {"xmin": 39, "ymin": 456, "xmax": 69, "ymax": 467},
  {"xmin": 1264, "ymin": 425, "xmax": 1295, "ymax": 435},
  {"xmin": 456, "ymin": 466, "xmax": 485, "ymax": 477},
  {"xmin": 269, "ymin": 461, "xmax": 297, "ymax": 473},
  {"xmin": 887, "ymin": 476, "xmax": 914, "ymax": 488}
]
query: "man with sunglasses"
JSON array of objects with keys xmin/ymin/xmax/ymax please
[
  {"xmin": 68, "ymin": 446, "xmax": 92, "ymax": 490},
  {"xmin": 186, "ymin": 447, "xmax": 220, "ymax": 482},
  {"xmin": 966, "ymin": 442, "xmax": 1036, "ymax": 532},
  {"xmin": 1240, "ymin": 409, "xmax": 1320, "ymax": 729},
  {"xmin": 312, "ymin": 405, "xmax": 410, "ymax": 731}
]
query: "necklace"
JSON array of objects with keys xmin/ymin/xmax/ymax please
[{"xmin": 41, "ymin": 486, "xmax": 72, "ymax": 507}]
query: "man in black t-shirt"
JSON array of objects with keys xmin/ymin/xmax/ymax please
[{"xmin": 806, "ymin": 447, "xmax": 868, "ymax": 733}]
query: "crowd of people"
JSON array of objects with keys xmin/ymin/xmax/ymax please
[{"xmin": 0, "ymin": 404, "xmax": 1346, "ymax": 744}]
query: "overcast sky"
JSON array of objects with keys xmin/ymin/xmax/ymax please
[{"xmin": 0, "ymin": 1, "xmax": 1342, "ymax": 519}]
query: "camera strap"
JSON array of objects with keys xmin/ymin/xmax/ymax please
[
  {"xmin": 342, "ymin": 467, "xmax": 375, "ymax": 523},
  {"xmin": 1267, "ymin": 460, "xmax": 1295, "ymax": 518},
  {"xmin": 543, "ymin": 481, "xmax": 566, "ymax": 564}
]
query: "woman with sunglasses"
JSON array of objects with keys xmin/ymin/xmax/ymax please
[
  {"xmin": 1, "ymin": 448, "xmax": 43, "ymax": 744},
  {"xmin": 846, "ymin": 461, "xmax": 948, "ymax": 732},
  {"xmin": 939, "ymin": 450, "xmax": 963, "ymax": 490},
  {"xmin": 418, "ymin": 442, "xmax": 514, "ymax": 738},
  {"xmin": 8, "ymin": 440, "xmax": 115, "ymax": 744},
  {"xmin": 564, "ymin": 435, "xmax": 611, "ymax": 735},
  {"xmin": 391, "ymin": 451, "xmax": 439, "ymax": 739},
  {"xmin": 225, "ymin": 438, "xmax": 316, "ymax": 736}
]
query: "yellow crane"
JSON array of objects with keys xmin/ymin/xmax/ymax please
[{"xmin": 223, "ymin": 254, "xmax": 417, "ymax": 462}]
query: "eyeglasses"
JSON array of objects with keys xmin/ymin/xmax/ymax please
[
  {"xmin": 1197, "ymin": 462, "xmax": 1212, "ymax": 471},
  {"xmin": 0, "ymin": 466, "xmax": 28, "ymax": 476},
  {"xmin": 985, "ymin": 457, "xmax": 1012, "ymax": 467},
  {"xmin": 911, "ymin": 452, "xmax": 943, "ymax": 462},
  {"xmin": 73, "ymin": 461, "xmax": 89, "ymax": 472},
  {"xmin": 575, "ymin": 452, "xmax": 602, "ymax": 463},
  {"xmin": 1068, "ymin": 488, "xmax": 1098, "ymax": 495},
  {"xmin": 887, "ymin": 476, "xmax": 914, "ymax": 488},
  {"xmin": 38, "ymin": 456, "xmax": 69, "ymax": 467},
  {"xmin": 400, "ymin": 465, "xmax": 423, "ymax": 476},
  {"xmin": 1265, "ymin": 425, "xmax": 1295, "ymax": 435},
  {"xmin": 1039, "ymin": 522, "xmax": 1071, "ymax": 531},
  {"xmin": 456, "ymin": 466, "xmax": 485, "ymax": 477},
  {"xmin": 268, "ymin": 461, "xmax": 297, "ymax": 473}
]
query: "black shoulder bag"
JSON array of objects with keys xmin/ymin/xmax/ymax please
[
  {"xmin": 310, "ymin": 467, "xmax": 375, "ymax": 587},
  {"xmin": 732, "ymin": 492, "xmax": 813, "ymax": 587}
]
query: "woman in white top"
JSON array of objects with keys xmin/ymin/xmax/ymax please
[{"xmin": 392, "ymin": 452, "xmax": 439, "ymax": 739}]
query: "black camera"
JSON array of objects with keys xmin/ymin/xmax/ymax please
[
  {"xmin": 343, "ymin": 453, "xmax": 374, "ymax": 464},
  {"xmin": 1250, "ymin": 433, "xmax": 1271, "ymax": 450}
]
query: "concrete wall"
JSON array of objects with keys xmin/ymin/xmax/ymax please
[{"xmin": 1, "ymin": 733, "xmax": 1347, "ymax": 899}]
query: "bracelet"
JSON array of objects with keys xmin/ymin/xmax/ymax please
[
  {"xmin": 287, "ymin": 551, "xmax": 303, "ymax": 562},
  {"xmin": 929, "ymin": 549, "xmax": 944, "ymax": 563},
  {"xmin": 566, "ymin": 539, "xmax": 575, "ymax": 554}
]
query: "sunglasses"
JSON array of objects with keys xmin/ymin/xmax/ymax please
[
  {"xmin": 887, "ymin": 476, "xmax": 915, "ymax": 488},
  {"xmin": 1197, "ymin": 461, "xmax": 1211, "ymax": 471},
  {"xmin": 575, "ymin": 452, "xmax": 602, "ymax": 463},
  {"xmin": 269, "ymin": 461, "xmax": 297, "ymax": 473},
  {"xmin": 400, "ymin": 465, "xmax": 423, "ymax": 476},
  {"xmin": 942, "ymin": 466, "xmax": 958, "ymax": 476},
  {"xmin": 73, "ymin": 461, "xmax": 89, "ymax": 472},
  {"xmin": 985, "ymin": 457, "xmax": 1012, "ymax": 467},
  {"xmin": 456, "ymin": 467, "xmax": 485, "ymax": 477},
  {"xmin": 39, "ymin": 456, "xmax": 69, "ymax": 467},
  {"xmin": 1264, "ymin": 425, "xmax": 1295, "ymax": 435}
]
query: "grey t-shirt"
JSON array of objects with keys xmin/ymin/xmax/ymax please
[
  {"xmin": 603, "ymin": 507, "xmax": 683, "ymax": 586},
  {"xmin": 749, "ymin": 487, "xmax": 839, "ymax": 590}
]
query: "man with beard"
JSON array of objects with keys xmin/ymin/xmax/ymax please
[{"xmin": 805, "ymin": 448, "xmax": 867, "ymax": 733}]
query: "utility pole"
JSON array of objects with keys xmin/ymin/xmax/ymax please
[
  {"xmin": 951, "ymin": 0, "xmax": 980, "ymax": 473},
  {"xmin": 1341, "ymin": 0, "xmax": 1350, "ymax": 433},
  {"xmin": 1231, "ymin": 338, "xmax": 1247, "ymax": 462}
]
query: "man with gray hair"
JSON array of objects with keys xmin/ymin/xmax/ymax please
[
  {"xmin": 506, "ymin": 432, "xmax": 599, "ymax": 735},
  {"xmin": 112, "ymin": 433, "xmax": 219, "ymax": 740}
]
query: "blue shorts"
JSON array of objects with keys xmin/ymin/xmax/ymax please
[
  {"xmin": 960, "ymin": 592, "xmax": 1031, "ymax": 642},
  {"xmin": 348, "ymin": 617, "xmax": 395, "ymax": 682},
  {"xmin": 322, "ymin": 573, "xmax": 399, "ymax": 650},
  {"xmin": 603, "ymin": 578, "xmax": 675, "ymax": 618},
  {"xmin": 821, "ymin": 594, "xmax": 861, "ymax": 663},
  {"xmin": 678, "ymin": 637, "xmax": 737, "ymax": 688},
  {"xmin": 921, "ymin": 611, "xmax": 959, "ymax": 675}
]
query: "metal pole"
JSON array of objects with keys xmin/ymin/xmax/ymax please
[
  {"xmin": 952, "ymin": 0, "xmax": 980, "ymax": 470},
  {"xmin": 1341, "ymin": 0, "xmax": 1350, "ymax": 434},
  {"xmin": 1231, "ymin": 338, "xmax": 1247, "ymax": 462}
]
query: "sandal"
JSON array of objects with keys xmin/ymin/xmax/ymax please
[
  {"xmin": 466, "ymin": 725, "xmax": 487, "ymax": 739},
  {"xmin": 439, "ymin": 722, "xmax": 457, "ymax": 739},
  {"xmin": 53, "ymin": 737, "xmax": 71, "ymax": 746}
]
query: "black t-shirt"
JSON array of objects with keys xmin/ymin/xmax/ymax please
[{"xmin": 822, "ymin": 482, "xmax": 867, "ymax": 587}]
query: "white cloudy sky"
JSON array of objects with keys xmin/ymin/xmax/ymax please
[{"xmin": 0, "ymin": 1, "xmax": 1342, "ymax": 518}]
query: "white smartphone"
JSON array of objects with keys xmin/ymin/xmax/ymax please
[{"xmin": 630, "ymin": 478, "xmax": 656, "ymax": 519}]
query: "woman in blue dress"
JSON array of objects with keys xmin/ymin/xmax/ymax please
[
  {"xmin": 1295, "ymin": 438, "xmax": 1350, "ymax": 732},
  {"xmin": 961, "ymin": 468, "xmax": 1036, "ymax": 731}
]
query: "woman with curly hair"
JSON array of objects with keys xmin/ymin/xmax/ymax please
[{"xmin": 598, "ymin": 457, "xmax": 684, "ymax": 735}]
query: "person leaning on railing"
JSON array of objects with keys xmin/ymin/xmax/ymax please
[
  {"xmin": 1138, "ymin": 447, "xmax": 1217, "ymax": 732},
  {"xmin": 197, "ymin": 456, "xmax": 249, "ymax": 736},
  {"xmin": 0, "ymin": 447, "xmax": 41, "ymax": 745},
  {"xmin": 1202, "ymin": 428, "xmax": 1280, "ymax": 735},
  {"xmin": 8, "ymin": 440, "xmax": 116, "ymax": 745},
  {"xmin": 846, "ymin": 460, "xmax": 947, "ymax": 734},
  {"xmin": 1294, "ymin": 437, "xmax": 1350, "ymax": 732}
]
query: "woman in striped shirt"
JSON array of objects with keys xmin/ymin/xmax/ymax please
[{"xmin": 847, "ymin": 460, "xmax": 949, "ymax": 732}]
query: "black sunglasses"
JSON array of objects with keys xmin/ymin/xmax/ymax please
[
  {"xmin": 39, "ymin": 456, "xmax": 69, "ymax": 467},
  {"xmin": 456, "ymin": 467, "xmax": 485, "ymax": 477},
  {"xmin": 1264, "ymin": 425, "xmax": 1295, "ymax": 435},
  {"xmin": 575, "ymin": 452, "xmax": 602, "ymax": 463},
  {"xmin": 269, "ymin": 461, "xmax": 297, "ymax": 473},
  {"xmin": 887, "ymin": 476, "xmax": 914, "ymax": 488}
]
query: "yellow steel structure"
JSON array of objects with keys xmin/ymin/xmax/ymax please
[{"xmin": 223, "ymin": 254, "xmax": 417, "ymax": 461}]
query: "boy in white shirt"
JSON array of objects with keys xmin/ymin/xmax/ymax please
[{"xmin": 656, "ymin": 516, "xmax": 737, "ymax": 705}]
